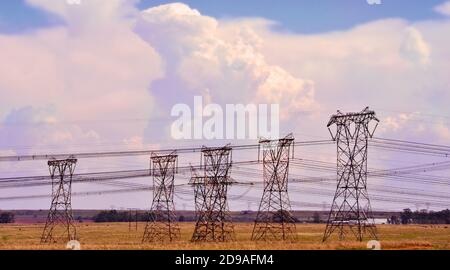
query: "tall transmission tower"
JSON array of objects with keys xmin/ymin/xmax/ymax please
[
  {"xmin": 190, "ymin": 146, "xmax": 235, "ymax": 242},
  {"xmin": 323, "ymin": 107, "xmax": 379, "ymax": 242},
  {"xmin": 41, "ymin": 158, "xmax": 78, "ymax": 243},
  {"xmin": 252, "ymin": 134, "xmax": 297, "ymax": 241},
  {"xmin": 142, "ymin": 153, "xmax": 180, "ymax": 242}
]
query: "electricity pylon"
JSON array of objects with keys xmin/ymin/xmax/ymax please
[
  {"xmin": 41, "ymin": 158, "xmax": 77, "ymax": 243},
  {"xmin": 323, "ymin": 107, "xmax": 379, "ymax": 242},
  {"xmin": 142, "ymin": 153, "xmax": 180, "ymax": 242},
  {"xmin": 252, "ymin": 134, "xmax": 297, "ymax": 241},
  {"xmin": 190, "ymin": 146, "xmax": 235, "ymax": 242}
]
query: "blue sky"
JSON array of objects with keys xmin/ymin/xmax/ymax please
[
  {"xmin": 0, "ymin": 0, "xmax": 448, "ymax": 34},
  {"xmin": 0, "ymin": 0, "xmax": 59, "ymax": 33}
]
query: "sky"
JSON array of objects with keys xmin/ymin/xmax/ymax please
[
  {"xmin": 0, "ymin": 0, "xmax": 450, "ymax": 211},
  {"xmin": 1, "ymin": 0, "xmax": 448, "ymax": 34}
]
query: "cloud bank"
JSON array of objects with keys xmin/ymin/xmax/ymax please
[
  {"xmin": 0, "ymin": 0, "xmax": 165, "ymax": 154},
  {"xmin": 0, "ymin": 0, "xmax": 449, "ymax": 152}
]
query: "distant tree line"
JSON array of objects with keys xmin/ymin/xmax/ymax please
[
  {"xmin": 399, "ymin": 209, "xmax": 450, "ymax": 224},
  {"xmin": 90, "ymin": 209, "xmax": 450, "ymax": 224},
  {"xmin": 0, "ymin": 212, "xmax": 15, "ymax": 223},
  {"xmin": 93, "ymin": 210, "xmax": 148, "ymax": 222},
  {"xmin": 273, "ymin": 210, "xmax": 299, "ymax": 223},
  {"xmin": 93, "ymin": 210, "xmax": 301, "ymax": 223}
]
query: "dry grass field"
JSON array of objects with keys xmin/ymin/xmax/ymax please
[{"xmin": 0, "ymin": 222, "xmax": 449, "ymax": 250}]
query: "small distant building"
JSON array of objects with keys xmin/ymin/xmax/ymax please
[{"xmin": 373, "ymin": 218, "xmax": 388, "ymax": 225}]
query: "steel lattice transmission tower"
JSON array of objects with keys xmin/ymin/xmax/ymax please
[
  {"xmin": 323, "ymin": 107, "xmax": 379, "ymax": 242},
  {"xmin": 142, "ymin": 153, "xmax": 180, "ymax": 242},
  {"xmin": 41, "ymin": 158, "xmax": 78, "ymax": 243},
  {"xmin": 190, "ymin": 146, "xmax": 235, "ymax": 242},
  {"xmin": 252, "ymin": 134, "xmax": 297, "ymax": 241}
]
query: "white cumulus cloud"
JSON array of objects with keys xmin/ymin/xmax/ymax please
[
  {"xmin": 400, "ymin": 27, "xmax": 431, "ymax": 65},
  {"xmin": 135, "ymin": 3, "xmax": 317, "ymax": 119},
  {"xmin": 0, "ymin": 0, "xmax": 164, "ymax": 154},
  {"xmin": 434, "ymin": 1, "xmax": 450, "ymax": 16}
]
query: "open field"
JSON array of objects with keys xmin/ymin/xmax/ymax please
[{"xmin": 0, "ymin": 223, "xmax": 449, "ymax": 250}]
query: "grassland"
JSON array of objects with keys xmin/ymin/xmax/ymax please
[{"xmin": 0, "ymin": 222, "xmax": 449, "ymax": 250}]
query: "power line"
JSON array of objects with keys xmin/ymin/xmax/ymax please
[{"xmin": 0, "ymin": 140, "xmax": 333, "ymax": 162}]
